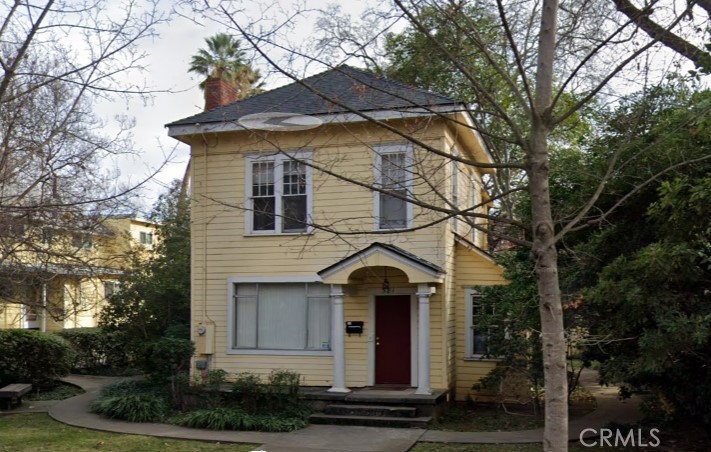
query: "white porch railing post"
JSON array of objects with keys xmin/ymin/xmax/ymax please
[
  {"xmin": 328, "ymin": 284, "xmax": 350, "ymax": 393},
  {"xmin": 416, "ymin": 283, "xmax": 432, "ymax": 395}
]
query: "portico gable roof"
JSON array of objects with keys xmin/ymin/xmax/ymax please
[{"xmin": 318, "ymin": 242, "xmax": 445, "ymax": 284}]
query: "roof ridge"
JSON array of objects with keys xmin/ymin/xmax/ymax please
[
  {"xmin": 337, "ymin": 64, "xmax": 462, "ymax": 104},
  {"xmin": 167, "ymin": 64, "xmax": 465, "ymax": 127}
]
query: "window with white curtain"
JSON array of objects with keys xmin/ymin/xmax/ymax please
[{"xmin": 233, "ymin": 282, "xmax": 331, "ymax": 351}]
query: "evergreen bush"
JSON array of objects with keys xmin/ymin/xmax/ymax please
[
  {"xmin": 0, "ymin": 329, "xmax": 74, "ymax": 387},
  {"xmin": 142, "ymin": 337, "xmax": 194, "ymax": 383},
  {"xmin": 91, "ymin": 379, "xmax": 169, "ymax": 422},
  {"xmin": 91, "ymin": 393, "xmax": 169, "ymax": 422},
  {"xmin": 56, "ymin": 328, "xmax": 134, "ymax": 374}
]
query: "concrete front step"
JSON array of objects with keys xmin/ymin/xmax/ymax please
[
  {"xmin": 309, "ymin": 413, "xmax": 432, "ymax": 428},
  {"xmin": 323, "ymin": 404, "xmax": 417, "ymax": 418}
]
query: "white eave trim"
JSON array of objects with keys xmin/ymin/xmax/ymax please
[
  {"xmin": 459, "ymin": 110, "xmax": 495, "ymax": 166},
  {"xmin": 454, "ymin": 234, "xmax": 500, "ymax": 266},
  {"xmin": 167, "ymin": 104, "xmax": 465, "ymax": 138}
]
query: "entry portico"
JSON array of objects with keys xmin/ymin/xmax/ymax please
[{"xmin": 318, "ymin": 243, "xmax": 444, "ymax": 395}]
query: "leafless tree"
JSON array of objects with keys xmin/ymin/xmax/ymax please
[
  {"xmin": 184, "ymin": 0, "xmax": 710, "ymax": 450},
  {"xmin": 0, "ymin": 0, "xmax": 169, "ymax": 324}
]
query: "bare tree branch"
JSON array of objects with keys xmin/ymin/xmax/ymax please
[{"xmin": 613, "ymin": 0, "xmax": 711, "ymax": 69}]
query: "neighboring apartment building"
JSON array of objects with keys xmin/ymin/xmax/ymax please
[
  {"xmin": 0, "ymin": 216, "xmax": 157, "ymax": 331},
  {"xmin": 167, "ymin": 66, "xmax": 507, "ymax": 401}
]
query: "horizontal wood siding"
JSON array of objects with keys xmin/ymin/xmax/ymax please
[
  {"xmin": 190, "ymin": 120, "xmax": 453, "ymax": 386},
  {"xmin": 453, "ymin": 242, "xmax": 507, "ymax": 401}
]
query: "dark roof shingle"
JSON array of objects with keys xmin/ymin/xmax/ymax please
[{"xmin": 167, "ymin": 65, "xmax": 461, "ymax": 127}]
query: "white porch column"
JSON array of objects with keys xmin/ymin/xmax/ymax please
[
  {"xmin": 416, "ymin": 283, "xmax": 432, "ymax": 395},
  {"xmin": 328, "ymin": 284, "xmax": 350, "ymax": 393}
]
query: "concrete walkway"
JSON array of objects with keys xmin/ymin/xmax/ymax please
[{"xmin": 22, "ymin": 372, "xmax": 638, "ymax": 452}]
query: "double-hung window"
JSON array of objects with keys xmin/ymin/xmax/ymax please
[
  {"xmin": 104, "ymin": 281, "xmax": 121, "ymax": 298},
  {"xmin": 232, "ymin": 282, "xmax": 331, "ymax": 352},
  {"xmin": 465, "ymin": 288, "xmax": 495, "ymax": 358},
  {"xmin": 374, "ymin": 144, "xmax": 412, "ymax": 230},
  {"xmin": 139, "ymin": 231, "xmax": 153, "ymax": 245},
  {"xmin": 247, "ymin": 152, "xmax": 312, "ymax": 234}
]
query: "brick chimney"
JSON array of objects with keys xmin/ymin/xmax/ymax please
[{"xmin": 204, "ymin": 77, "xmax": 238, "ymax": 111}]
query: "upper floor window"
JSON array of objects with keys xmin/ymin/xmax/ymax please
[
  {"xmin": 41, "ymin": 227, "xmax": 54, "ymax": 246},
  {"xmin": 72, "ymin": 233, "xmax": 92, "ymax": 250},
  {"xmin": 246, "ymin": 152, "xmax": 312, "ymax": 234},
  {"xmin": 139, "ymin": 231, "xmax": 153, "ymax": 245},
  {"xmin": 374, "ymin": 144, "xmax": 413, "ymax": 230}
]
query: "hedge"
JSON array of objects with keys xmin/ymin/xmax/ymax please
[
  {"xmin": 0, "ymin": 329, "xmax": 74, "ymax": 387},
  {"xmin": 56, "ymin": 328, "xmax": 134, "ymax": 375}
]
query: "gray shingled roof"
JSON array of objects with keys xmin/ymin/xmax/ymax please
[{"xmin": 167, "ymin": 65, "xmax": 462, "ymax": 127}]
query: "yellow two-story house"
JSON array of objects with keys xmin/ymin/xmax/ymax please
[
  {"xmin": 167, "ymin": 65, "xmax": 506, "ymax": 401},
  {"xmin": 0, "ymin": 216, "xmax": 156, "ymax": 331}
]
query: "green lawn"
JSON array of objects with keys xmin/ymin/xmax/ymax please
[{"xmin": 0, "ymin": 414, "xmax": 259, "ymax": 452}]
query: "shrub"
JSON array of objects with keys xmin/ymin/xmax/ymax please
[
  {"xmin": 172, "ymin": 409, "xmax": 306, "ymax": 432},
  {"xmin": 97, "ymin": 379, "xmax": 163, "ymax": 398},
  {"xmin": 173, "ymin": 407, "xmax": 252, "ymax": 430},
  {"xmin": 251, "ymin": 415, "xmax": 307, "ymax": 432},
  {"xmin": 263, "ymin": 370, "xmax": 302, "ymax": 413},
  {"xmin": 91, "ymin": 379, "xmax": 169, "ymax": 422},
  {"xmin": 228, "ymin": 370, "xmax": 309, "ymax": 419},
  {"xmin": 230, "ymin": 372, "xmax": 263, "ymax": 413},
  {"xmin": 91, "ymin": 393, "xmax": 169, "ymax": 422},
  {"xmin": 163, "ymin": 323, "xmax": 190, "ymax": 340},
  {"xmin": 56, "ymin": 328, "xmax": 134, "ymax": 375},
  {"xmin": 142, "ymin": 337, "xmax": 194, "ymax": 383},
  {"xmin": 0, "ymin": 329, "xmax": 74, "ymax": 387}
]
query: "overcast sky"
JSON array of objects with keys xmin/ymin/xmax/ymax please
[{"xmin": 101, "ymin": 0, "xmax": 379, "ymax": 213}]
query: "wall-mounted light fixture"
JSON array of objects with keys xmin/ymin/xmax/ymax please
[{"xmin": 382, "ymin": 267, "xmax": 391, "ymax": 293}]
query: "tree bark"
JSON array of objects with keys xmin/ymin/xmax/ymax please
[
  {"xmin": 613, "ymin": 0, "xmax": 711, "ymax": 70},
  {"xmin": 528, "ymin": 121, "xmax": 568, "ymax": 452},
  {"xmin": 531, "ymin": 0, "xmax": 568, "ymax": 450}
]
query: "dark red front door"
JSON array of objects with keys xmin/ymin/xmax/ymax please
[{"xmin": 375, "ymin": 295, "xmax": 411, "ymax": 385}]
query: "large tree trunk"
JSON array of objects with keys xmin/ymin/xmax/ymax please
[
  {"xmin": 529, "ymin": 120, "xmax": 568, "ymax": 451},
  {"xmin": 531, "ymin": 0, "xmax": 568, "ymax": 450}
]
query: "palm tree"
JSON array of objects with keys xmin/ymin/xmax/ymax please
[
  {"xmin": 181, "ymin": 34, "xmax": 263, "ymax": 207},
  {"xmin": 189, "ymin": 33, "xmax": 261, "ymax": 99}
]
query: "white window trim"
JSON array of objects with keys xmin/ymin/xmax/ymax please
[
  {"xmin": 464, "ymin": 287, "xmax": 499, "ymax": 360},
  {"xmin": 226, "ymin": 276, "xmax": 333, "ymax": 356},
  {"xmin": 244, "ymin": 151, "xmax": 314, "ymax": 235},
  {"xmin": 470, "ymin": 175, "xmax": 484, "ymax": 246},
  {"xmin": 451, "ymin": 149, "xmax": 460, "ymax": 233},
  {"xmin": 372, "ymin": 143, "xmax": 414, "ymax": 231},
  {"xmin": 139, "ymin": 231, "xmax": 154, "ymax": 245}
]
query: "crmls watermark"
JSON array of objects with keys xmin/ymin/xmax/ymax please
[{"xmin": 579, "ymin": 428, "xmax": 661, "ymax": 448}]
